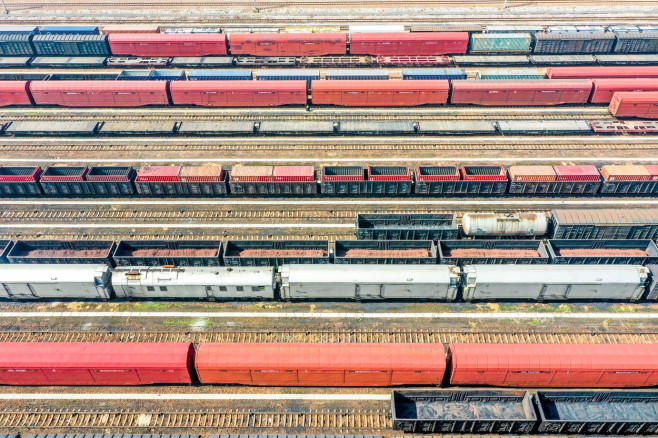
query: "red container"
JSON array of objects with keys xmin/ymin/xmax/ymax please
[
  {"xmin": 311, "ymin": 80, "xmax": 449, "ymax": 106},
  {"xmin": 195, "ymin": 343, "xmax": 446, "ymax": 386},
  {"xmin": 449, "ymin": 343, "xmax": 658, "ymax": 388},
  {"xmin": 29, "ymin": 80, "xmax": 169, "ymax": 107},
  {"xmin": 0, "ymin": 342, "xmax": 194, "ymax": 385},
  {"xmin": 40, "ymin": 166, "xmax": 88, "ymax": 182},
  {"xmin": 0, "ymin": 81, "xmax": 32, "ymax": 106},
  {"xmin": 108, "ymin": 33, "xmax": 227, "ymax": 56},
  {"xmin": 609, "ymin": 91, "xmax": 658, "ymax": 119},
  {"xmin": 508, "ymin": 165, "xmax": 556, "ymax": 182},
  {"xmin": 376, "ymin": 56, "xmax": 452, "ymax": 66},
  {"xmin": 136, "ymin": 166, "xmax": 181, "ymax": 182},
  {"xmin": 272, "ymin": 166, "xmax": 315, "ymax": 182},
  {"xmin": 170, "ymin": 80, "xmax": 307, "ymax": 107},
  {"xmin": 553, "ymin": 164, "xmax": 601, "ymax": 181},
  {"xmin": 230, "ymin": 165, "xmax": 273, "ymax": 182},
  {"xmin": 600, "ymin": 164, "xmax": 651, "ymax": 181},
  {"xmin": 460, "ymin": 165, "xmax": 507, "ymax": 181},
  {"xmin": 450, "ymin": 79, "xmax": 593, "ymax": 106},
  {"xmin": 179, "ymin": 165, "xmax": 225, "ymax": 182},
  {"xmin": 228, "ymin": 32, "xmax": 347, "ymax": 57},
  {"xmin": 350, "ymin": 32, "xmax": 469, "ymax": 56},
  {"xmin": 0, "ymin": 166, "xmax": 41, "ymax": 182},
  {"xmin": 367, "ymin": 165, "xmax": 411, "ymax": 181},
  {"xmin": 415, "ymin": 166, "xmax": 460, "ymax": 181},
  {"xmin": 547, "ymin": 66, "xmax": 658, "ymax": 79},
  {"xmin": 102, "ymin": 25, "xmax": 160, "ymax": 34},
  {"xmin": 591, "ymin": 78, "xmax": 658, "ymax": 103}
]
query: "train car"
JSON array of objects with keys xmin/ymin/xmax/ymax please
[
  {"xmin": 259, "ymin": 120, "xmax": 336, "ymax": 135},
  {"xmin": 170, "ymin": 56, "xmax": 234, "ymax": 68},
  {"xmin": 438, "ymin": 240, "xmax": 550, "ymax": 265},
  {"xmin": 337, "ymin": 121, "xmax": 416, "ymax": 135},
  {"xmin": 112, "ymin": 240, "xmax": 223, "ymax": 267},
  {"xmin": 609, "ymin": 91, "xmax": 658, "ymax": 118},
  {"xmin": 356, "ymin": 213, "xmax": 459, "ymax": 240},
  {"xmin": 0, "ymin": 34, "xmax": 35, "ymax": 56},
  {"xmin": 461, "ymin": 212, "xmax": 548, "ymax": 238},
  {"xmin": 0, "ymin": 166, "xmax": 43, "ymax": 197},
  {"xmin": 170, "ymin": 80, "xmax": 307, "ymax": 107},
  {"xmin": 7, "ymin": 240, "xmax": 115, "ymax": 266},
  {"xmin": 0, "ymin": 264, "xmax": 111, "ymax": 299},
  {"xmin": 101, "ymin": 25, "xmax": 161, "ymax": 34},
  {"xmin": 590, "ymin": 119, "xmax": 658, "ymax": 133},
  {"xmin": 546, "ymin": 66, "xmax": 658, "ymax": 79},
  {"xmin": 29, "ymin": 80, "xmax": 169, "ymax": 107},
  {"xmin": 106, "ymin": 57, "xmax": 170, "ymax": 68},
  {"xmin": 600, "ymin": 164, "xmax": 658, "ymax": 195},
  {"xmin": 0, "ymin": 81, "xmax": 31, "ymax": 106},
  {"xmin": 320, "ymin": 165, "xmax": 412, "ymax": 196},
  {"xmin": 333, "ymin": 240, "xmax": 437, "ymax": 264},
  {"xmin": 508, "ymin": 164, "xmax": 601, "ymax": 195},
  {"xmin": 535, "ymin": 390, "xmax": 658, "ymax": 434},
  {"xmin": 392, "ymin": 389, "xmax": 537, "ymax": 434},
  {"xmin": 0, "ymin": 342, "xmax": 194, "ymax": 385},
  {"xmin": 256, "ymin": 69, "xmax": 320, "ymax": 84},
  {"xmin": 496, "ymin": 120, "xmax": 593, "ymax": 135},
  {"xmin": 99, "ymin": 121, "xmax": 177, "ymax": 135},
  {"xmin": 547, "ymin": 239, "xmax": 658, "ymax": 265},
  {"xmin": 311, "ymin": 80, "xmax": 449, "ymax": 106},
  {"xmin": 38, "ymin": 165, "xmax": 136, "ymax": 197},
  {"xmin": 450, "ymin": 79, "xmax": 593, "ymax": 105},
  {"xmin": 135, "ymin": 165, "xmax": 227, "ymax": 196},
  {"xmin": 325, "ymin": 69, "xmax": 389, "ymax": 80},
  {"xmin": 32, "ymin": 34, "xmax": 110, "ymax": 56},
  {"xmin": 460, "ymin": 264, "xmax": 649, "ymax": 301},
  {"xmin": 469, "ymin": 33, "xmax": 533, "ymax": 54},
  {"xmin": 590, "ymin": 78, "xmax": 658, "ymax": 103},
  {"xmin": 223, "ymin": 240, "xmax": 330, "ymax": 267},
  {"xmin": 449, "ymin": 343, "xmax": 658, "ymax": 387},
  {"xmin": 530, "ymin": 54, "xmax": 597, "ymax": 65},
  {"xmin": 552, "ymin": 208, "xmax": 658, "ymax": 239},
  {"xmin": 40, "ymin": 25, "xmax": 99, "ymax": 35},
  {"xmin": 279, "ymin": 264, "xmax": 460, "ymax": 300},
  {"xmin": 111, "ymin": 266, "xmax": 276, "ymax": 300},
  {"xmin": 349, "ymin": 32, "xmax": 469, "ymax": 56},
  {"xmin": 108, "ymin": 33, "xmax": 227, "ymax": 56},
  {"xmin": 196, "ymin": 342, "xmax": 446, "ymax": 386},
  {"xmin": 227, "ymin": 33, "xmax": 346, "ymax": 56},
  {"xmin": 229, "ymin": 165, "xmax": 317, "ymax": 195},
  {"xmin": 416, "ymin": 121, "xmax": 497, "ymax": 135},
  {"xmin": 5, "ymin": 121, "xmax": 99, "ymax": 136},
  {"xmin": 595, "ymin": 54, "xmax": 658, "ymax": 65},
  {"xmin": 613, "ymin": 31, "xmax": 658, "ymax": 53},
  {"xmin": 533, "ymin": 32, "xmax": 616, "ymax": 54},
  {"xmin": 0, "ymin": 57, "xmax": 31, "ymax": 68}
]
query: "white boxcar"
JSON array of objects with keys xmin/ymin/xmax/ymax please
[
  {"xmin": 0, "ymin": 264, "xmax": 111, "ymax": 299},
  {"xmin": 280, "ymin": 264, "xmax": 460, "ymax": 300},
  {"xmin": 462, "ymin": 264, "xmax": 649, "ymax": 301},
  {"xmin": 111, "ymin": 266, "xmax": 275, "ymax": 299}
]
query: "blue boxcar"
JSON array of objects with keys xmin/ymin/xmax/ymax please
[
  {"xmin": 256, "ymin": 69, "xmax": 320, "ymax": 84},
  {"xmin": 325, "ymin": 69, "xmax": 389, "ymax": 80},
  {"xmin": 151, "ymin": 70, "xmax": 186, "ymax": 80},
  {"xmin": 40, "ymin": 25, "xmax": 99, "ymax": 35},
  {"xmin": 188, "ymin": 69, "xmax": 252, "ymax": 80},
  {"xmin": 402, "ymin": 68, "xmax": 467, "ymax": 80}
]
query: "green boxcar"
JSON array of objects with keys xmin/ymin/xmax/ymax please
[
  {"xmin": 477, "ymin": 68, "xmax": 545, "ymax": 79},
  {"xmin": 470, "ymin": 33, "xmax": 532, "ymax": 53}
]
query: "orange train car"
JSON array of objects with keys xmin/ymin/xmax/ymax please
[
  {"xmin": 108, "ymin": 33, "xmax": 227, "ymax": 56},
  {"xmin": 590, "ymin": 78, "xmax": 658, "ymax": 103},
  {"xmin": 349, "ymin": 32, "xmax": 469, "ymax": 56},
  {"xmin": 29, "ymin": 80, "xmax": 169, "ymax": 107},
  {"xmin": 449, "ymin": 343, "xmax": 658, "ymax": 388},
  {"xmin": 195, "ymin": 343, "xmax": 447, "ymax": 386},
  {"xmin": 228, "ymin": 32, "xmax": 347, "ymax": 57},
  {"xmin": 311, "ymin": 79, "xmax": 449, "ymax": 106},
  {"xmin": 0, "ymin": 81, "xmax": 32, "ymax": 106},
  {"xmin": 450, "ymin": 79, "xmax": 593, "ymax": 106},
  {"xmin": 170, "ymin": 80, "xmax": 307, "ymax": 107},
  {"xmin": 609, "ymin": 91, "xmax": 658, "ymax": 118}
]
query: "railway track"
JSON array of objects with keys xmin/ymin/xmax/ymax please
[
  {"xmin": 0, "ymin": 330, "xmax": 655, "ymax": 343},
  {"xmin": 0, "ymin": 231, "xmax": 355, "ymax": 241},
  {"xmin": 0, "ymin": 408, "xmax": 391, "ymax": 430}
]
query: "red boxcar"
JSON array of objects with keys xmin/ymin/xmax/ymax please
[
  {"xmin": 0, "ymin": 342, "xmax": 194, "ymax": 385},
  {"xmin": 450, "ymin": 80, "xmax": 593, "ymax": 106},
  {"xmin": 311, "ymin": 80, "xmax": 449, "ymax": 106},
  {"xmin": 609, "ymin": 91, "xmax": 658, "ymax": 118},
  {"xmin": 547, "ymin": 66, "xmax": 658, "ymax": 79},
  {"xmin": 170, "ymin": 80, "xmax": 307, "ymax": 107},
  {"xmin": 195, "ymin": 343, "xmax": 446, "ymax": 386},
  {"xmin": 228, "ymin": 33, "xmax": 347, "ymax": 56},
  {"xmin": 29, "ymin": 81, "xmax": 169, "ymax": 107},
  {"xmin": 350, "ymin": 32, "xmax": 469, "ymax": 56},
  {"xmin": 591, "ymin": 78, "xmax": 658, "ymax": 103},
  {"xmin": 0, "ymin": 81, "xmax": 32, "ymax": 106},
  {"xmin": 449, "ymin": 343, "xmax": 658, "ymax": 388},
  {"xmin": 108, "ymin": 33, "xmax": 227, "ymax": 56}
]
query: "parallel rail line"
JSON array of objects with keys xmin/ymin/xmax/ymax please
[
  {"xmin": 0, "ymin": 408, "xmax": 391, "ymax": 430},
  {"xmin": 0, "ymin": 330, "xmax": 656, "ymax": 343}
]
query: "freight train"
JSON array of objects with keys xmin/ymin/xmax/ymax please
[
  {"xmin": 4, "ymin": 24, "xmax": 658, "ymax": 58},
  {"xmin": 2, "ymin": 163, "xmax": 658, "ymax": 198},
  {"xmin": 0, "ymin": 342, "xmax": 656, "ymax": 388},
  {"xmin": 3, "ymin": 77, "xmax": 658, "ymax": 107}
]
